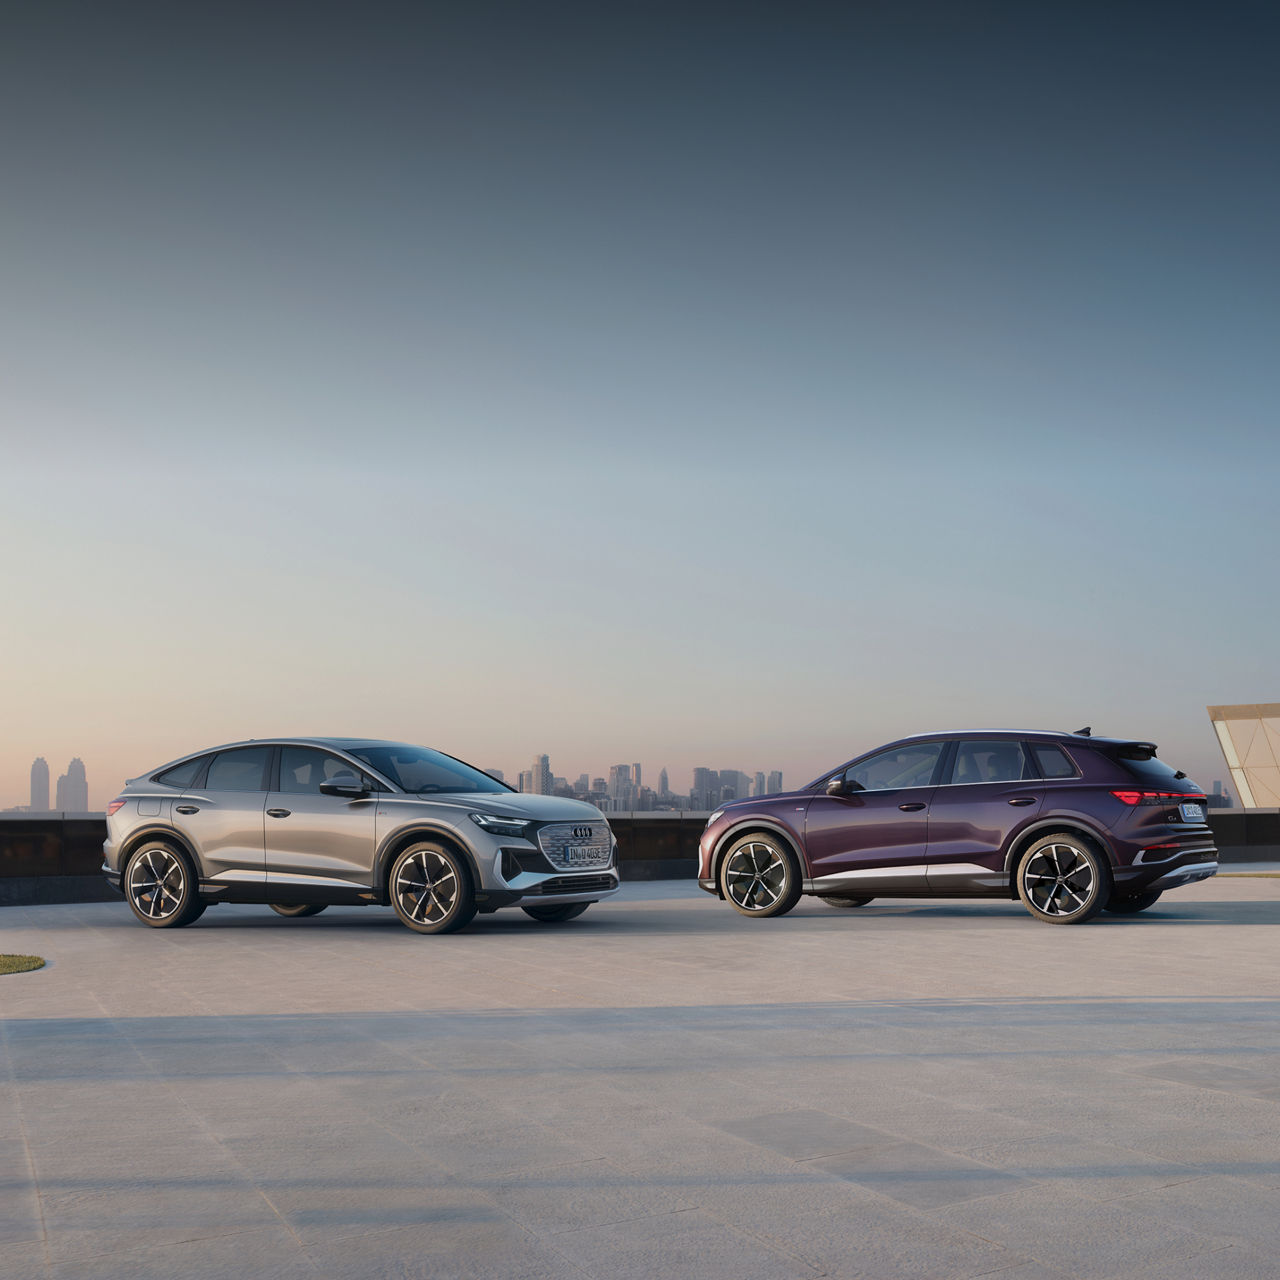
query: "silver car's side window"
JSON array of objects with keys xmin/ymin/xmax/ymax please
[
  {"xmin": 204, "ymin": 747, "xmax": 272, "ymax": 791},
  {"xmin": 278, "ymin": 747, "xmax": 360, "ymax": 794}
]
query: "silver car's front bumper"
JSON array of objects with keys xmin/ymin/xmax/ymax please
[{"xmin": 501, "ymin": 869, "xmax": 620, "ymax": 906}]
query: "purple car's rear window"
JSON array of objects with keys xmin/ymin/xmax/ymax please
[
  {"xmin": 1030, "ymin": 744, "xmax": 1078, "ymax": 779},
  {"xmin": 1111, "ymin": 751, "xmax": 1185, "ymax": 784}
]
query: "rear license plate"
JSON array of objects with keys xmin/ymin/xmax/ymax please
[
  {"xmin": 564, "ymin": 846, "xmax": 602, "ymax": 865},
  {"xmin": 1180, "ymin": 802, "xmax": 1205, "ymax": 823}
]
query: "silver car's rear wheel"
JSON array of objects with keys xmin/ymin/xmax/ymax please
[
  {"xmin": 124, "ymin": 843, "xmax": 205, "ymax": 929},
  {"xmin": 390, "ymin": 843, "xmax": 476, "ymax": 934},
  {"xmin": 1017, "ymin": 834, "xmax": 1109, "ymax": 925},
  {"xmin": 720, "ymin": 836, "xmax": 802, "ymax": 918}
]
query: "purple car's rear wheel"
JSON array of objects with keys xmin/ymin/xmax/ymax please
[
  {"xmin": 1016, "ymin": 834, "xmax": 1110, "ymax": 925},
  {"xmin": 720, "ymin": 835, "xmax": 802, "ymax": 918}
]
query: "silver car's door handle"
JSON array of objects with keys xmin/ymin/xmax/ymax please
[
  {"xmin": 175, "ymin": 805, "xmax": 199, "ymax": 814},
  {"xmin": 267, "ymin": 808, "xmax": 291, "ymax": 819},
  {"xmin": 1008, "ymin": 798, "xmax": 1036, "ymax": 806}
]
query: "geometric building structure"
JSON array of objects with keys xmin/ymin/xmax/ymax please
[{"xmin": 1208, "ymin": 703, "xmax": 1280, "ymax": 808}]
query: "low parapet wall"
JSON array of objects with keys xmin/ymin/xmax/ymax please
[{"xmin": 0, "ymin": 810, "xmax": 1271, "ymax": 906}]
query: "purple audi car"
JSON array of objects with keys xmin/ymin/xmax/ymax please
[{"xmin": 698, "ymin": 730, "xmax": 1218, "ymax": 925}]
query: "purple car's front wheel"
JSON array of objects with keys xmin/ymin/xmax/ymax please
[{"xmin": 720, "ymin": 835, "xmax": 802, "ymax": 919}]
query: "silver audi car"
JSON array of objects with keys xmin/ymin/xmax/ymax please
[{"xmin": 102, "ymin": 738, "xmax": 619, "ymax": 933}]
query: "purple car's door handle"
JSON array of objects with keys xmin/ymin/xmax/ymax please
[
  {"xmin": 1008, "ymin": 797, "xmax": 1036, "ymax": 806},
  {"xmin": 898, "ymin": 802, "xmax": 927, "ymax": 812}
]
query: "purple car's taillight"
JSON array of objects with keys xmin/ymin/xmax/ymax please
[{"xmin": 1111, "ymin": 790, "xmax": 1207, "ymax": 806}]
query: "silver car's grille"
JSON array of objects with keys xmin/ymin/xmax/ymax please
[{"xmin": 537, "ymin": 822, "xmax": 613, "ymax": 871}]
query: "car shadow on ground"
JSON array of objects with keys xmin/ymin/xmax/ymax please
[{"xmin": 65, "ymin": 891, "xmax": 1280, "ymax": 932}]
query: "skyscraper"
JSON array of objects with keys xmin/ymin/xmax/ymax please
[
  {"xmin": 754, "ymin": 771, "xmax": 766, "ymax": 797},
  {"xmin": 608, "ymin": 764, "xmax": 633, "ymax": 809},
  {"xmin": 484, "ymin": 768, "xmax": 504, "ymax": 782},
  {"xmin": 658, "ymin": 767, "xmax": 669, "ymax": 798},
  {"xmin": 55, "ymin": 758, "xmax": 88, "ymax": 812},
  {"xmin": 690, "ymin": 768, "xmax": 719, "ymax": 810},
  {"xmin": 768, "ymin": 771, "xmax": 783, "ymax": 794},
  {"xmin": 530, "ymin": 755, "xmax": 552, "ymax": 795},
  {"xmin": 30, "ymin": 757, "xmax": 49, "ymax": 811},
  {"xmin": 631, "ymin": 763, "xmax": 642, "ymax": 792}
]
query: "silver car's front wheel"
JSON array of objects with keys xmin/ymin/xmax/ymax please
[
  {"xmin": 719, "ymin": 835, "xmax": 802, "ymax": 918},
  {"xmin": 1016, "ymin": 834, "xmax": 1109, "ymax": 925},
  {"xmin": 389, "ymin": 843, "xmax": 477, "ymax": 935},
  {"xmin": 124, "ymin": 843, "xmax": 205, "ymax": 929}
]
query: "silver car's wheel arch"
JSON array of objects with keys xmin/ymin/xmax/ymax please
[
  {"xmin": 119, "ymin": 827, "xmax": 201, "ymax": 881},
  {"xmin": 375, "ymin": 826, "xmax": 480, "ymax": 903}
]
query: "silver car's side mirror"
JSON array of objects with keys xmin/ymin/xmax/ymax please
[{"xmin": 319, "ymin": 772, "xmax": 368, "ymax": 798}]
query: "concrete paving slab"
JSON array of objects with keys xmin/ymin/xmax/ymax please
[
  {"xmin": 3, "ymin": 878, "xmax": 1280, "ymax": 1277},
  {"xmin": 46, "ymin": 1225, "xmax": 320, "ymax": 1280},
  {"xmin": 807, "ymin": 1139, "xmax": 1029, "ymax": 1209},
  {"xmin": 0, "ymin": 1241, "xmax": 49, "ymax": 1280}
]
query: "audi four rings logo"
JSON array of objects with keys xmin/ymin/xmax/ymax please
[{"xmin": 572, "ymin": 826, "xmax": 593, "ymax": 839}]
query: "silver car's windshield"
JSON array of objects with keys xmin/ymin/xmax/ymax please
[{"xmin": 345, "ymin": 744, "xmax": 509, "ymax": 794}]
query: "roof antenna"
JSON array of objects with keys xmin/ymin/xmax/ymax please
[{"xmin": 1074, "ymin": 726, "xmax": 1092, "ymax": 737}]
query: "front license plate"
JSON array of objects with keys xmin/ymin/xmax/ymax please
[
  {"xmin": 564, "ymin": 847, "xmax": 602, "ymax": 865},
  {"xmin": 1180, "ymin": 802, "xmax": 1205, "ymax": 823}
]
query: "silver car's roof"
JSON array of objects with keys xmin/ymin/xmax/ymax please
[{"xmin": 129, "ymin": 738, "xmax": 446, "ymax": 788}]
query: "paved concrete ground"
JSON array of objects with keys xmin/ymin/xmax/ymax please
[{"xmin": 3, "ymin": 878, "xmax": 1280, "ymax": 1279}]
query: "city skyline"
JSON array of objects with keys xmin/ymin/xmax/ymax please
[
  {"xmin": 507, "ymin": 755, "xmax": 785, "ymax": 810},
  {"xmin": 3, "ymin": 755, "xmax": 90, "ymax": 814}
]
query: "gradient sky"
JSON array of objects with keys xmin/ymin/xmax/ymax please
[{"xmin": 2, "ymin": 1, "xmax": 1277, "ymax": 807}]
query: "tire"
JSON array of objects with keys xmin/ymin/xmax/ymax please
[
  {"xmin": 719, "ymin": 833, "xmax": 803, "ymax": 919},
  {"xmin": 388, "ymin": 842, "xmax": 477, "ymax": 934},
  {"xmin": 819, "ymin": 895, "xmax": 873, "ymax": 908},
  {"xmin": 269, "ymin": 903, "xmax": 328, "ymax": 918},
  {"xmin": 124, "ymin": 842, "xmax": 205, "ymax": 929},
  {"xmin": 1104, "ymin": 889, "xmax": 1163, "ymax": 915},
  {"xmin": 1016, "ymin": 833, "xmax": 1111, "ymax": 925},
  {"xmin": 522, "ymin": 903, "xmax": 591, "ymax": 923}
]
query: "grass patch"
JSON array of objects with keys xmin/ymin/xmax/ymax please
[{"xmin": 0, "ymin": 955, "xmax": 45, "ymax": 975}]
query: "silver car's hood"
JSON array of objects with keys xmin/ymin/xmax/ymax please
[{"xmin": 402, "ymin": 792, "xmax": 607, "ymax": 823}]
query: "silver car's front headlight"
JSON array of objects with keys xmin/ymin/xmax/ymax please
[{"xmin": 469, "ymin": 812, "xmax": 531, "ymax": 838}]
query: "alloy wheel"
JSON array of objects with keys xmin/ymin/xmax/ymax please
[
  {"xmin": 1022, "ymin": 843, "xmax": 1096, "ymax": 918},
  {"xmin": 724, "ymin": 841, "xmax": 787, "ymax": 912},
  {"xmin": 127, "ymin": 847, "xmax": 186, "ymax": 922},
  {"xmin": 393, "ymin": 848, "xmax": 460, "ymax": 927}
]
